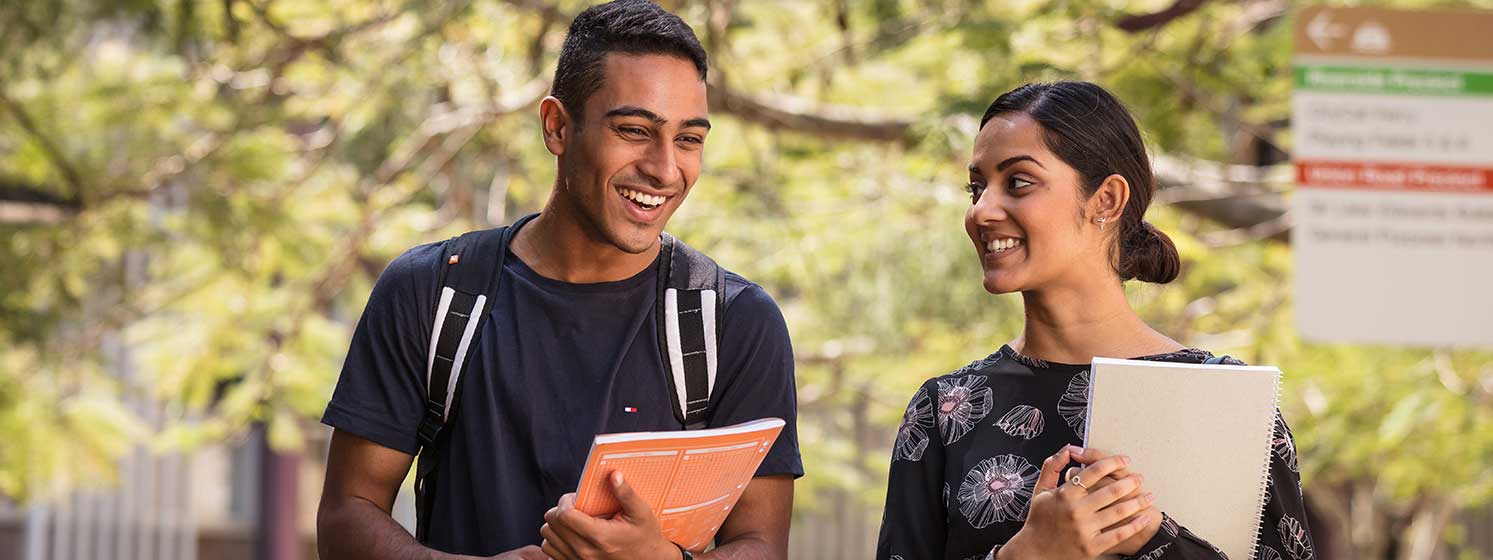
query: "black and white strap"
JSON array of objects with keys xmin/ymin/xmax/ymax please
[{"xmin": 664, "ymin": 287, "xmax": 718, "ymax": 429}]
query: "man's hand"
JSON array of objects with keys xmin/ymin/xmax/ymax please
[
  {"xmin": 491, "ymin": 545, "xmax": 551, "ymax": 560},
  {"xmin": 540, "ymin": 472, "xmax": 679, "ymax": 560}
]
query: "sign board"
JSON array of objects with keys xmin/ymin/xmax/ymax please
[{"xmin": 1293, "ymin": 6, "xmax": 1493, "ymax": 347}]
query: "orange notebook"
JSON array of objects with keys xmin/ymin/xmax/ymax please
[{"xmin": 573, "ymin": 418, "xmax": 785, "ymax": 552}]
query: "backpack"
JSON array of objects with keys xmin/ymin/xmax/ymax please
[{"xmin": 411, "ymin": 212, "xmax": 726, "ymax": 542}]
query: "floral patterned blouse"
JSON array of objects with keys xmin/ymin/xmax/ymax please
[{"xmin": 877, "ymin": 345, "xmax": 1315, "ymax": 560}]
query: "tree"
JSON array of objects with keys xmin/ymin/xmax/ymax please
[{"xmin": 2, "ymin": 1, "xmax": 1490, "ymax": 558}]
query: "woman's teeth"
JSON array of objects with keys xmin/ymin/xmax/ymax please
[
  {"xmin": 987, "ymin": 238, "xmax": 1023, "ymax": 253},
  {"xmin": 618, "ymin": 187, "xmax": 665, "ymax": 209}
]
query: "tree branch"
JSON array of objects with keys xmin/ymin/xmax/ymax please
[
  {"xmin": 707, "ymin": 79, "xmax": 915, "ymax": 143},
  {"xmin": 0, "ymin": 180, "xmax": 79, "ymax": 224},
  {"xmin": 1114, "ymin": 0, "xmax": 1208, "ymax": 33},
  {"xmin": 0, "ymin": 88, "xmax": 85, "ymax": 197}
]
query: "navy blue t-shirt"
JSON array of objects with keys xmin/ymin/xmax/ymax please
[{"xmin": 322, "ymin": 239, "xmax": 802, "ymax": 555}]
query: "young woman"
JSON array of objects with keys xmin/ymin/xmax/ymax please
[{"xmin": 876, "ymin": 82, "xmax": 1313, "ymax": 560}]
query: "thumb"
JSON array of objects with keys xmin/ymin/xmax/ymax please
[{"xmin": 611, "ymin": 471, "xmax": 653, "ymax": 519}]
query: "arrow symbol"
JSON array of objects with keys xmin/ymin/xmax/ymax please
[{"xmin": 1307, "ymin": 11, "xmax": 1347, "ymax": 50}]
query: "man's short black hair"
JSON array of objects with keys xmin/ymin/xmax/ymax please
[{"xmin": 551, "ymin": 0, "xmax": 708, "ymax": 122}]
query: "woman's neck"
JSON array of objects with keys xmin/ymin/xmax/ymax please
[{"xmin": 1013, "ymin": 276, "xmax": 1182, "ymax": 365}]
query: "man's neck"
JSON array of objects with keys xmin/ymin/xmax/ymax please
[
  {"xmin": 508, "ymin": 204, "xmax": 661, "ymax": 284},
  {"xmin": 1013, "ymin": 270, "xmax": 1182, "ymax": 365}
]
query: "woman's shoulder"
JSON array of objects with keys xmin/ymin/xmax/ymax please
[{"xmin": 1137, "ymin": 347, "xmax": 1248, "ymax": 366}]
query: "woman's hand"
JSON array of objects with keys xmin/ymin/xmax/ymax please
[
  {"xmin": 1068, "ymin": 449, "xmax": 1163, "ymax": 556},
  {"xmin": 998, "ymin": 447, "xmax": 1156, "ymax": 560}
]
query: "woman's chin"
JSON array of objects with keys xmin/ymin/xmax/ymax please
[{"xmin": 981, "ymin": 271, "xmax": 1025, "ymax": 295}]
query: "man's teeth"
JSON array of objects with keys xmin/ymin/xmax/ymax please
[
  {"xmin": 618, "ymin": 187, "xmax": 666, "ymax": 208},
  {"xmin": 986, "ymin": 238, "xmax": 1023, "ymax": 253}
]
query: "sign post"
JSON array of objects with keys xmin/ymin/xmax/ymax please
[{"xmin": 1293, "ymin": 6, "xmax": 1493, "ymax": 347}]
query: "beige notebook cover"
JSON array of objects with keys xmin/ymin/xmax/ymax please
[{"xmin": 1085, "ymin": 357, "xmax": 1281, "ymax": 560}]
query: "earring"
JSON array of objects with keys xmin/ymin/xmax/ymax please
[{"xmin": 1096, "ymin": 217, "xmax": 1107, "ymax": 230}]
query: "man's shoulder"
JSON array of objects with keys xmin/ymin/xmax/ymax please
[
  {"xmin": 719, "ymin": 268, "xmax": 776, "ymax": 313},
  {"xmin": 377, "ymin": 240, "xmax": 447, "ymax": 288}
]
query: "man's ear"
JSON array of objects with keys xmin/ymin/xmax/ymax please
[
  {"xmin": 1090, "ymin": 174, "xmax": 1131, "ymax": 225},
  {"xmin": 540, "ymin": 96, "xmax": 571, "ymax": 156}
]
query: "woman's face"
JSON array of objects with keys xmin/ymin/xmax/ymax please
[{"xmin": 964, "ymin": 112, "xmax": 1107, "ymax": 294}]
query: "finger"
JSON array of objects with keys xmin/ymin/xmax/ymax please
[
  {"xmin": 1073, "ymin": 447, "xmax": 1111, "ymax": 463},
  {"xmin": 558, "ymin": 492, "xmax": 577, "ymax": 510},
  {"xmin": 515, "ymin": 545, "xmax": 553, "ymax": 560},
  {"xmin": 610, "ymin": 471, "xmax": 654, "ymax": 520},
  {"xmin": 544, "ymin": 512, "xmax": 601, "ymax": 556},
  {"xmin": 1035, "ymin": 445, "xmax": 1077, "ymax": 493},
  {"xmin": 1072, "ymin": 454, "xmax": 1131, "ymax": 488},
  {"xmin": 1080, "ymin": 473, "xmax": 1144, "ymax": 511},
  {"xmin": 1093, "ymin": 491, "xmax": 1155, "ymax": 528},
  {"xmin": 539, "ymin": 527, "xmax": 577, "ymax": 560},
  {"xmin": 1092, "ymin": 509, "xmax": 1155, "ymax": 553}
]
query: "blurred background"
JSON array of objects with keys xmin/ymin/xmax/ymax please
[{"xmin": 1, "ymin": 0, "xmax": 1491, "ymax": 558}]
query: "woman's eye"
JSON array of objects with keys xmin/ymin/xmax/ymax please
[
  {"xmin": 1008, "ymin": 176, "xmax": 1035, "ymax": 190},
  {"xmin": 965, "ymin": 183, "xmax": 986, "ymax": 203}
]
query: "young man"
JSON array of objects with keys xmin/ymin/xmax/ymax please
[{"xmin": 315, "ymin": 1, "xmax": 801, "ymax": 559}]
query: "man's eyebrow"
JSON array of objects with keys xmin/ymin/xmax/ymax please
[
  {"xmin": 997, "ymin": 155, "xmax": 1043, "ymax": 171},
  {"xmin": 682, "ymin": 117, "xmax": 712, "ymax": 130},
  {"xmin": 604, "ymin": 106, "xmax": 666, "ymax": 125}
]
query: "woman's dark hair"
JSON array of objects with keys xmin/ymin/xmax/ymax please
[
  {"xmin": 979, "ymin": 81, "xmax": 1180, "ymax": 284},
  {"xmin": 552, "ymin": 0, "xmax": 708, "ymax": 123}
]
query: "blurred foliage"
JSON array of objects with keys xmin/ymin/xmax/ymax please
[{"xmin": 2, "ymin": 0, "xmax": 1492, "ymax": 556}]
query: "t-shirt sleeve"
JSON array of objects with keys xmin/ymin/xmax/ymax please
[
  {"xmin": 708, "ymin": 282, "xmax": 804, "ymax": 479},
  {"xmin": 320, "ymin": 242, "xmax": 443, "ymax": 455}
]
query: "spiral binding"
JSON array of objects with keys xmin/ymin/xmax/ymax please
[{"xmin": 1246, "ymin": 368, "xmax": 1284, "ymax": 560}]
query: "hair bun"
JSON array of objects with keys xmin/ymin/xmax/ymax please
[{"xmin": 1118, "ymin": 221, "xmax": 1180, "ymax": 284}]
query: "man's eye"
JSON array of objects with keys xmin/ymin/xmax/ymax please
[{"xmin": 619, "ymin": 126, "xmax": 648, "ymax": 137}]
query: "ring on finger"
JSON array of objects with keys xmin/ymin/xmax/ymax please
[{"xmin": 1069, "ymin": 473, "xmax": 1090, "ymax": 490}]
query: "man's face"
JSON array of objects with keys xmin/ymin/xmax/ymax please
[{"xmin": 557, "ymin": 53, "xmax": 710, "ymax": 255}]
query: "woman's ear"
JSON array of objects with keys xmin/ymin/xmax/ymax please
[
  {"xmin": 540, "ymin": 96, "xmax": 570, "ymax": 156},
  {"xmin": 1090, "ymin": 174, "xmax": 1131, "ymax": 225}
]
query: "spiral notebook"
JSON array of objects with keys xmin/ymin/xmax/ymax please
[
  {"xmin": 573, "ymin": 418, "xmax": 784, "ymax": 553},
  {"xmin": 1084, "ymin": 357, "xmax": 1281, "ymax": 560}
]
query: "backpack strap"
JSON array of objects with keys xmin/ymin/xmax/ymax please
[
  {"xmin": 655, "ymin": 233, "xmax": 727, "ymax": 430},
  {"xmin": 414, "ymin": 212, "xmax": 537, "ymax": 542}
]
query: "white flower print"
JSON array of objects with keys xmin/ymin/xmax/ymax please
[
  {"xmin": 994, "ymin": 405, "xmax": 1045, "ymax": 440},
  {"xmin": 953, "ymin": 352, "xmax": 1005, "ymax": 376},
  {"xmin": 960, "ymin": 552, "xmax": 995, "ymax": 560},
  {"xmin": 958, "ymin": 454, "xmax": 1039, "ymax": 529},
  {"xmin": 895, "ymin": 387, "xmax": 936, "ymax": 461},
  {"xmin": 937, "ymin": 375, "xmax": 994, "ymax": 445},
  {"xmin": 1273, "ymin": 416, "xmax": 1299, "ymax": 472},
  {"xmin": 1279, "ymin": 515, "xmax": 1314, "ymax": 560},
  {"xmin": 1259, "ymin": 545, "xmax": 1284, "ymax": 560},
  {"xmin": 1135, "ymin": 543, "xmax": 1170, "ymax": 560},
  {"xmin": 1008, "ymin": 347, "xmax": 1049, "ymax": 369},
  {"xmin": 1057, "ymin": 370, "xmax": 1090, "ymax": 439}
]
